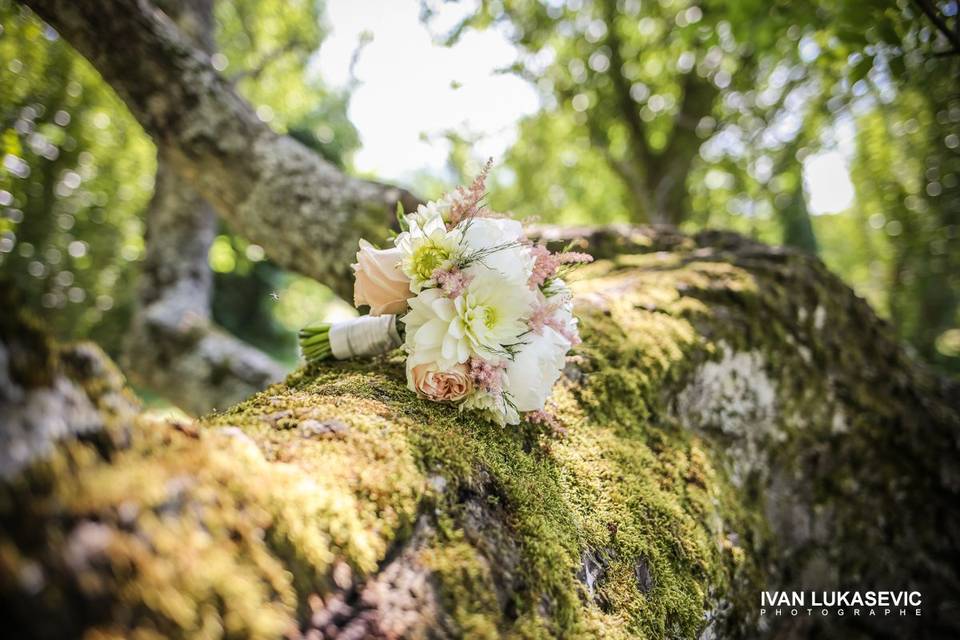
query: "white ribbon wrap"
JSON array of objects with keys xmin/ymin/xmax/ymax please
[{"xmin": 328, "ymin": 314, "xmax": 402, "ymax": 360}]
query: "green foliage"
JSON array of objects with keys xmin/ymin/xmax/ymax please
[
  {"xmin": 216, "ymin": 0, "xmax": 359, "ymax": 167},
  {"xmin": 0, "ymin": 0, "xmax": 359, "ymax": 363},
  {"xmin": 846, "ymin": 83, "xmax": 960, "ymax": 369},
  {"xmin": 491, "ymin": 110, "xmax": 633, "ymax": 225},
  {"xmin": 0, "ymin": 1, "xmax": 155, "ymax": 350},
  {"xmin": 428, "ymin": 0, "xmax": 960, "ymax": 373}
]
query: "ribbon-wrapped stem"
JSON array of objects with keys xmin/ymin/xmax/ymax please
[{"xmin": 299, "ymin": 314, "xmax": 402, "ymax": 363}]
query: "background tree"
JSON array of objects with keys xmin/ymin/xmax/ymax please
[
  {"xmin": 426, "ymin": 0, "xmax": 824, "ymax": 237},
  {"xmin": 425, "ymin": 0, "xmax": 960, "ymax": 374}
]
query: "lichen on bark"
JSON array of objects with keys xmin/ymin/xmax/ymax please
[{"xmin": 1, "ymin": 228, "xmax": 958, "ymax": 639}]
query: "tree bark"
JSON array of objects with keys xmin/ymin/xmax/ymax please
[
  {"xmin": 118, "ymin": 0, "xmax": 286, "ymax": 415},
  {"xmin": 2, "ymin": 227, "xmax": 958, "ymax": 639},
  {"xmin": 124, "ymin": 161, "xmax": 286, "ymax": 415},
  {"xmin": 20, "ymin": 0, "xmax": 420, "ymax": 301}
]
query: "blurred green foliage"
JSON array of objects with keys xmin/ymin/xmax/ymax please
[
  {"xmin": 429, "ymin": 0, "xmax": 960, "ymax": 372},
  {"xmin": 0, "ymin": 0, "xmax": 357, "ymax": 364},
  {"xmin": 0, "ymin": 0, "xmax": 154, "ymax": 348},
  {"xmin": 1, "ymin": 0, "xmax": 957, "ymax": 375}
]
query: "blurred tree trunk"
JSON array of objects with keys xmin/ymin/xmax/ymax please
[
  {"xmin": 125, "ymin": 161, "xmax": 285, "ymax": 414},
  {"xmin": 598, "ymin": 0, "xmax": 718, "ymax": 226},
  {"xmin": 121, "ymin": 0, "xmax": 285, "ymax": 414},
  {"xmin": 2, "ymin": 228, "xmax": 958, "ymax": 639},
  {"xmin": 772, "ymin": 140, "xmax": 818, "ymax": 255},
  {"xmin": 778, "ymin": 187, "xmax": 818, "ymax": 254}
]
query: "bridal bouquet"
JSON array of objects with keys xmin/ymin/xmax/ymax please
[{"xmin": 299, "ymin": 163, "xmax": 592, "ymax": 425}]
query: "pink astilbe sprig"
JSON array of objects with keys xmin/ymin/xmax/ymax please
[
  {"xmin": 529, "ymin": 300, "xmax": 581, "ymax": 346},
  {"xmin": 447, "ymin": 157, "xmax": 493, "ymax": 226},
  {"xmin": 432, "ymin": 266, "xmax": 474, "ymax": 298},
  {"xmin": 468, "ymin": 356, "xmax": 506, "ymax": 393},
  {"xmin": 528, "ymin": 244, "xmax": 594, "ymax": 290}
]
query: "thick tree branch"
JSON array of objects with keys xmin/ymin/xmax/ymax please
[
  {"xmin": 116, "ymin": 0, "xmax": 287, "ymax": 414},
  {"xmin": 3, "ymin": 228, "xmax": 959, "ymax": 638},
  {"xmin": 21, "ymin": 0, "xmax": 420, "ymax": 298},
  {"xmin": 123, "ymin": 161, "xmax": 286, "ymax": 415}
]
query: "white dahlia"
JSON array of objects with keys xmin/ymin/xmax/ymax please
[
  {"xmin": 396, "ymin": 215, "xmax": 462, "ymax": 293},
  {"xmin": 401, "ymin": 287, "xmax": 469, "ymax": 370},
  {"xmin": 454, "ymin": 273, "xmax": 534, "ymax": 359}
]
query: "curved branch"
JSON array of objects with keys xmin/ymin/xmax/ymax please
[
  {"xmin": 912, "ymin": 0, "xmax": 960, "ymax": 55},
  {"xmin": 21, "ymin": 0, "xmax": 421, "ymax": 296}
]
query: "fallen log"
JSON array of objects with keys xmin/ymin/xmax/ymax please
[{"xmin": 1, "ymin": 227, "xmax": 958, "ymax": 639}]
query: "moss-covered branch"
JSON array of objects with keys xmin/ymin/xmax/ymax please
[{"xmin": 1, "ymin": 228, "xmax": 958, "ymax": 639}]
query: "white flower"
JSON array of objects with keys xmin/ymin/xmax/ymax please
[
  {"xmin": 543, "ymin": 277, "xmax": 572, "ymax": 300},
  {"xmin": 404, "ymin": 197, "xmax": 451, "ymax": 229},
  {"xmin": 459, "ymin": 217, "xmax": 534, "ymax": 285},
  {"xmin": 396, "ymin": 215, "xmax": 462, "ymax": 293},
  {"xmin": 541, "ymin": 279, "xmax": 579, "ymax": 344},
  {"xmin": 505, "ymin": 327, "xmax": 569, "ymax": 412},
  {"xmin": 460, "ymin": 390, "xmax": 520, "ymax": 426},
  {"xmin": 401, "ymin": 288, "xmax": 470, "ymax": 370},
  {"xmin": 454, "ymin": 272, "xmax": 534, "ymax": 359}
]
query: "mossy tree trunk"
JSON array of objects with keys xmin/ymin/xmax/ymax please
[{"xmin": 2, "ymin": 227, "xmax": 958, "ymax": 639}]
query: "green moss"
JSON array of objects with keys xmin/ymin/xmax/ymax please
[
  {"xmin": 421, "ymin": 537, "xmax": 504, "ymax": 638},
  {"xmin": 6, "ymin": 236, "xmax": 952, "ymax": 638},
  {"xmin": 1, "ymin": 251, "xmax": 762, "ymax": 638}
]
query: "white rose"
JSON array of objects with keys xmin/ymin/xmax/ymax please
[
  {"xmin": 505, "ymin": 327, "xmax": 569, "ymax": 412},
  {"xmin": 459, "ymin": 217, "xmax": 534, "ymax": 285}
]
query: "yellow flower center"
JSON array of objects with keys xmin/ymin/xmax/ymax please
[
  {"xmin": 411, "ymin": 243, "xmax": 450, "ymax": 280},
  {"xmin": 483, "ymin": 305, "xmax": 498, "ymax": 329}
]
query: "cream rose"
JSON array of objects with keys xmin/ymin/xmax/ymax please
[
  {"xmin": 505, "ymin": 326, "xmax": 569, "ymax": 412},
  {"xmin": 353, "ymin": 239, "xmax": 410, "ymax": 315},
  {"xmin": 408, "ymin": 362, "xmax": 473, "ymax": 402}
]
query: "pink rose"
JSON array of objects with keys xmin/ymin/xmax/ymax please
[
  {"xmin": 353, "ymin": 239, "xmax": 410, "ymax": 315},
  {"xmin": 409, "ymin": 363, "xmax": 473, "ymax": 402}
]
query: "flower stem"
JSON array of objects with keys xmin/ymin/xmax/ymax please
[{"xmin": 299, "ymin": 323, "xmax": 333, "ymax": 363}]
